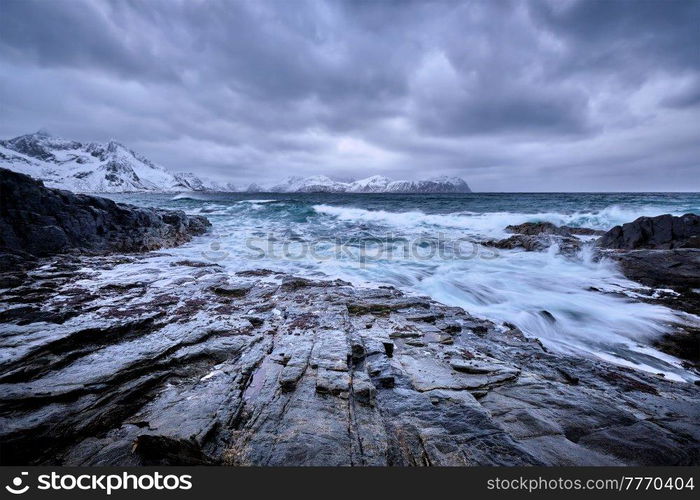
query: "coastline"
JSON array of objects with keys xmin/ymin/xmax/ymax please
[{"xmin": 1, "ymin": 170, "xmax": 698, "ymax": 466}]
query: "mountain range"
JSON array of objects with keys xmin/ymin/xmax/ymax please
[
  {"xmin": 0, "ymin": 131, "xmax": 471, "ymax": 194},
  {"xmin": 0, "ymin": 130, "xmax": 235, "ymax": 193},
  {"xmin": 254, "ymin": 174, "xmax": 471, "ymax": 193}
]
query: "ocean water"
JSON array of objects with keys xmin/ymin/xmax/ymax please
[{"xmin": 108, "ymin": 192, "xmax": 700, "ymax": 381}]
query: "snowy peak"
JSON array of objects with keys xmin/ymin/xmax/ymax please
[
  {"xmin": 348, "ymin": 175, "xmax": 391, "ymax": 192},
  {"xmin": 0, "ymin": 131, "xmax": 235, "ymax": 193}
]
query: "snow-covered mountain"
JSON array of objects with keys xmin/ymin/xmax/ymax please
[
  {"xmin": 348, "ymin": 175, "xmax": 391, "ymax": 193},
  {"xmin": 249, "ymin": 174, "xmax": 471, "ymax": 193},
  {"xmin": 265, "ymin": 175, "xmax": 349, "ymax": 193},
  {"xmin": 0, "ymin": 130, "xmax": 235, "ymax": 193},
  {"xmin": 0, "ymin": 131, "xmax": 471, "ymax": 194},
  {"xmin": 386, "ymin": 176, "xmax": 471, "ymax": 193}
]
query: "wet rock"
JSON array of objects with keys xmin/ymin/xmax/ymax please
[
  {"xmin": 211, "ymin": 284, "xmax": 252, "ymax": 297},
  {"xmin": 450, "ymin": 359, "xmax": 501, "ymax": 374},
  {"xmin": 594, "ymin": 215, "xmax": 699, "ymax": 366},
  {"xmin": 484, "ymin": 234, "xmax": 582, "ymax": 254},
  {"xmin": 235, "ymin": 269, "xmax": 279, "ymax": 277},
  {"xmin": 597, "ymin": 213, "xmax": 700, "ymax": 250},
  {"xmin": 653, "ymin": 327, "xmax": 700, "ymax": 368},
  {"xmin": 316, "ymin": 368, "xmax": 351, "ymax": 397},
  {"xmin": 608, "ymin": 249, "xmax": 700, "ymax": 291},
  {"xmin": 281, "ymin": 276, "xmax": 351, "ymax": 290},
  {"xmin": 0, "ymin": 254, "xmax": 698, "ymax": 466},
  {"xmin": 131, "ymin": 434, "xmax": 217, "ymax": 465},
  {"xmin": 171, "ymin": 260, "xmax": 219, "ymax": 268},
  {"xmin": 484, "ymin": 221, "xmax": 604, "ymax": 255},
  {"xmin": 0, "ymin": 167, "xmax": 210, "ymax": 258},
  {"xmin": 556, "ymin": 368, "xmax": 580, "ymax": 385},
  {"xmin": 506, "ymin": 222, "xmax": 603, "ymax": 237}
]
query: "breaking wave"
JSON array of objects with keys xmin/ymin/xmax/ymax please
[
  {"xmin": 116, "ymin": 192, "xmax": 700, "ymax": 381},
  {"xmin": 312, "ymin": 203, "xmax": 689, "ymax": 238}
]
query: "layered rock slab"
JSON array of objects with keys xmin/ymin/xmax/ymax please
[{"xmin": 0, "ymin": 254, "xmax": 698, "ymax": 466}]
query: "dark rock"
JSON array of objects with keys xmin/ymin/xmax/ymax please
[
  {"xmin": 131, "ymin": 435, "xmax": 217, "ymax": 465},
  {"xmin": 539, "ymin": 310, "xmax": 556, "ymax": 323},
  {"xmin": 0, "ymin": 167, "xmax": 210, "ymax": 258},
  {"xmin": 211, "ymin": 284, "xmax": 252, "ymax": 297},
  {"xmin": 596, "ymin": 216, "xmax": 700, "ymax": 366},
  {"xmin": 506, "ymin": 221, "xmax": 604, "ymax": 237},
  {"xmin": 170, "ymin": 260, "xmax": 219, "ymax": 268},
  {"xmin": 597, "ymin": 213, "xmax": 700, "ymax": 250},
  {"xmin": 557, "ymin": 368, "xmax": 580, "ymax": 385},
  {"xmin": 562, "ymin": 226, "xmax": 606, "ymax": 236},
  {"xmin": 485, "ymin": 234, "xmax": 549, "ymax": 251},
  {"xmin": 484, "ymin": 234, "xmax": 582, "ymax": 254},
  {"xmin": 610, "ymin": 249, "xmax": 700, "ymax": 291},
  {"xmin": 0, "ymin": 255, "xmax": 698, "ymax": 467},
  {"xmin": 483, "ymin": 221, "xmax": 602, "ymax": 254},
  {"xmin": 236, "ymin": 269, "xmax": 278, "ymax": 277},
  {"xmin": 506, "ymin": 221, "xmax": 565, "ymax": 235},
  {"xmin": 653, "ymin": 327, "xmax": 700, "ymax": 368}
]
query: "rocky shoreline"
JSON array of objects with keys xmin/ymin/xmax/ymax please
[
  {"xmin": 0, "ymin": 170, "xmax": 698, "ymax": 466},
  {"xmin": 0, "ymin": 167, "xmax": 210, "ymax": 260},
  {"xmin": 484, "ymin": 216, "xmax": 700, "ymax": 367},
  {"xmin": 1, "ymin": 253, "xmax": 698, "ymax": 466}
]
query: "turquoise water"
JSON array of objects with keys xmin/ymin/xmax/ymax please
[{"xmin": 107, "ymin": 191, "xmax": 700, "ymax": 380}]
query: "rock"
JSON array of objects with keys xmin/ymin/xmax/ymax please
[
  {"xmin": 604, "ymin": 249, "xmax": 700, "ymax": 367},
  {"xmin": 610, "ymin": 249, "xmax": 700, "ymax": 290},
  {"xmin": 506, "ymin": 222, "xmax": 603, "ymax": 237},
  {"xmin": 653, "ymin": 327, "xmax": 700, "ymax": 368},
  {"xmin": 171, "ymin": 260, "xmax": 219, "ymax": 268},
  {"xmin": 556, "ymin": 368, "xmax": 580, "ymax": 385},
  {"xmin": 131, "ymin": 435, "xmax": 217, "ymax": 465},
  {"xmin": 236, "ymin": 269, "xmax": 278, "ymax": 277},
  {"xmin": 0, "ymin": 254, "xmax": 698, "ymax": 466},
  {"xmin": 211, "ymin": 284, "xmax": 252, "ymax": 297},
  {"xmin": 563, "ymin": 226, "xmax": 606, "ymax": 236},
  {"xmin": 0, "ymin": 167, "xmax": 210, "ymax": 258},
  {"xmin": 482, "ymin": 221, "xmax": 604, "ymax": 254},
  {"xmin": 597, "ymin": 213, "xmax": 700, "ymax": 250},
  {"xmin": 450, "ymin": 359, "xmax": 499, "ymax": 374},
  {"xmin": 594, "ymin": 214, "xmax": 700, "ymax": 366},
  {"xmin": 484, "ymin": 234, "xmax": 582, "ymax": 254}
]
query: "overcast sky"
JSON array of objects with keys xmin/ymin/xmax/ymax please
[{"xmin": 1, "ymin": 0, "xmax": 699, "ymax": 191}]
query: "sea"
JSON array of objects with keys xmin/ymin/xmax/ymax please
[{"xmin": 106, "ymin": 191, "xmax": 700, "ymax": 382}]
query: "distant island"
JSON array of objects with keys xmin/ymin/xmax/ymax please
[{"xmin": 0, "ymin": 131, "xmax": 471, "ymax": 194}]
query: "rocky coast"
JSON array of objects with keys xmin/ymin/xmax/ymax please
[{"xmin": 0, "ymin": 168, "xmax": 698, "ymax": 466}]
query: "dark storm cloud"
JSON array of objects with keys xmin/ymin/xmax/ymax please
[
  {"xmin": 0, "ymin": 0, "xmax": 698, "ymax": 190},
  {"xmin": 531, "ymin": 0, "xmax": 700, "ymax": 73}
]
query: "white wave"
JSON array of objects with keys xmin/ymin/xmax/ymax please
[
  {"xmin": 185, "ymin": 203, "xmax": 230, "ymax": 215},
  {"xmin": 118, "ymin": 194, "xmax": 699, "ymax": 381},
  {"xmin": 313, "ymin": 203, "xmax": 690, "ymax": 238},
  {"xmin": 416, "ymin": 249, "xmax": 698, "ymax": 381},
  {"xmin": 170, "ymin": 193, "xmax": 211, "ymax": 201}
]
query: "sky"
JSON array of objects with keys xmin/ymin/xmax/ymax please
[{"xmin": 1, "ymin": 0, "xmax": 699, "ymax": 191}]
